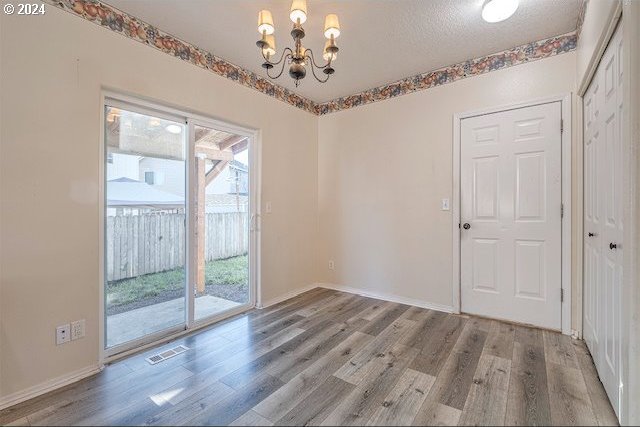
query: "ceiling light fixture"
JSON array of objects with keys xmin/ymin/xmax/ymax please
[
  {"xmin": 482, "ymin": 0, "xmax": 519, "ymax": 23},
  {"xmin": 165, "ymin": 124, "xmax": 182, "ymax": 134},
  {"xmin": 255, "ymin": 0, "xmax": 341, "ymax": 87}
]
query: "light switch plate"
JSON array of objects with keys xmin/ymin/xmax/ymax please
[
  {"xmin": 441, "ymin": 198, "xmax": 450, "ymax": 211},
  {"xmin": 56, "ymin": 324, "xmax": 70, "ymax": 345},
  {"xmin": 265, "ymin": 201, "xmax": 272, "ymax": 213}
]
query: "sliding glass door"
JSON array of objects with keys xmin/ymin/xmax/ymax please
[
  {"xmin": 104, "ymin": 103, "xmax": 187, "ymax": 349},
  {"xmin": 104, "ymin": 97, "xmax": 255, "ymax": 355},
  {"xmin": 191, "ymin": 123, "xmax": 251, "ymax": 322}
]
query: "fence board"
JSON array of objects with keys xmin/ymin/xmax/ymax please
[{"xmin": 106, "ymin": 212, "xmax": 247, "ymax": 281}]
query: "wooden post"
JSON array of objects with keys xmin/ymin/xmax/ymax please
[
  {"xmin": 195, "ymin": 154, "xmax": 207, "ymax": 294},
  {"xmin": 192, "ymin": 131, "xmax": 238, "ymax": 294}
]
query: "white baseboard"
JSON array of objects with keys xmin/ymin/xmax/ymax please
[
  {"xmin": 0, "ymin": 364, "xmax": 103, "ymax": 411},
  {"xmin": 316, "ymin": 283, "xmax": 454, "ymax": 314},
  {"xmin": 258, "ymin": 283, "xmax": 319, "ymax": 309}
]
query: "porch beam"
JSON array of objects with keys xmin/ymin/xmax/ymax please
[{"xmin": 205, "ymin": 160, "xmax": 229, "ymax": 186}]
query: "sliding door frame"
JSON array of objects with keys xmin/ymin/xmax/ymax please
[
  {"xmin": 186, "ymin": 116, "xmax": 260, "ymax": 330},
  {"xmin": 99, "ymin": 90, "xmax": 261, "ymax": 362}
]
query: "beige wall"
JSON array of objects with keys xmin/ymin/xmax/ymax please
[
  {"xmin": 318, "ymin": 53, "xmax": 578, "ymax": 320},
  {"xmin": 0, "ymin": 7, "xmax": 318, "ymax": 398}
]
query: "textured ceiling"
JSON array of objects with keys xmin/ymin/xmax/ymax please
[{"xmin": 105, "ymin": 0, "xmax": 580, "ymax": 103}]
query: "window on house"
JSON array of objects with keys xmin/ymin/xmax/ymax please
[{"xmin": 144, "ymin": 171, "xmax": 155, "ymax": 185}]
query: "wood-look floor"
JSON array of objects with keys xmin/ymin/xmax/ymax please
[{"xmin": 0, "ymin": 288, "xmax": 618, "ymax": 426}]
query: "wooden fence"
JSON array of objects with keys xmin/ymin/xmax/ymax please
[{"xmin": 106, "ymin": 212, "xmax": 248, "ymax": 281}]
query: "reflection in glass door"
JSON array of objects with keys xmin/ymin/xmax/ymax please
[
  {"xmin": 192, "ymin": 124, "xmax": 250, "ymax": 322},
  {"xmin": 104, "ymin": 103, "xmax": 187, "ymax": 350}
]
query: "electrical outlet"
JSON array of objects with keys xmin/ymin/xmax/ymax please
[
  {"xmin": 71, "ymin": 319, "xmax": 85, "ymax": 341},
  {"xmin": 328, "ymin": 260, "xmax": 335, "ymax": 270},
  {"xmin": 56, "ymin": 324, "xmax": 70, "ymax": 345},
  {"xmin": 441, "ymin": 198, "xmax": 450, "ymax": 211}
]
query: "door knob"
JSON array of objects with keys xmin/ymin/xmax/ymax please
[
  {"xmin": 463, "ymin": 223, "xmax": 471, "ymax": 230},
  {"xmin": 588, "ymin": 232, "xmax": 596, "ymax": 237},
  {"xmin": 610, "ymin": 242, "xmax": 617, "ymax": 250}
]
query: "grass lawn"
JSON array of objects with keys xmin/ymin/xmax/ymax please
[{"xmin": 107, "ymin": 255, "xmax": 248, "ymax": 307}]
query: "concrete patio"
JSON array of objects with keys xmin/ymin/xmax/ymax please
[{"xmin": 107, "ymin": 295, "xmax": 242, "ymax": 347}]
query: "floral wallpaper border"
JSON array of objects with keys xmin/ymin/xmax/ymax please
[
  {"xmin": 576, "ymin": 0, "xmax": 588, "ymax": 40},
  {"xmin": 314, "ymin": 32, "xmax": 577, "ymax": 115},
  {"xmin": 44, "ymin": 0, "xmax": 578, "ymax": 116},
  {"xmin": 43, "ymin": 0, "xmax": 318, "ymax": 114}
]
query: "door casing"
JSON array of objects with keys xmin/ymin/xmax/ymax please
[{"xmin": 452, "ymin": 94, "xmax": 573, "ymax": 336}]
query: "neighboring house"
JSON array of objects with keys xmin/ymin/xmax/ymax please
[
  {"xmin": 106, "ymin": 152, "xmax": 140, "ymax": 181},
  {"xmin": 205, "ymin": 160, "xmax": 249, "ymax": 213},
  {"xmin": 107, "ymin": 152, "xmax": 248, "ymax": 214},
  {"xmin": 139, "ymin": 156, "xmax": 186, "ymax": 197},
  {"xmin": 106, "ymin": 177, "xmax": 184, "ymax": 216},
  {"xmin": 205, "ymin": 159, "xmax": 249, "ymax": 196}
]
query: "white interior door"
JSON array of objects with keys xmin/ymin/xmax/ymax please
[
  {"xmin": 583, "ymin": 22, "xmax": 623, "ymax": 417},
  {"xmin": 460, "ymin": 102, "xmax": 562, "ymax": 330}
]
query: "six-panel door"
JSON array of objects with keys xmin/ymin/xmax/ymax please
[
  {"xmin": 582, "ymin": 22, "xmax": 623, "ymax": 417},
  {"xmin": 460, "ymin": 102, "xmax": 562, "ymax": 330}
]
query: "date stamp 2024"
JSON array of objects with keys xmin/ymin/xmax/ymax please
[{"xmin": 3, "ymin": 2, "xmax": 46, "ymax": 15}]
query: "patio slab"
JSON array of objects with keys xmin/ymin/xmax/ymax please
[{"xmin": 107, "ymin": 295, "xmax": 242, "ymax": 347}]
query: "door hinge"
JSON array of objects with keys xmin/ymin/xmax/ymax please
[
  {"xmin": 560, "ymin": 119, "xmax": 564, "ymax": 134},
  {"xmin": 561, "ymin": 203, "xmax": 564, "ymax": 218},
  {"xmin": 561, "ymin": 288, "xmax": 564, "ymax": 302}
]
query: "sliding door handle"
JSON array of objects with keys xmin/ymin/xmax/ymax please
[{"xmin": 250, "ymin": 214, "xmax": 259, "ymax": 232}]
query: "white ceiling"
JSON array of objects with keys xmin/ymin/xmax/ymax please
[{"xmin": 106, "ymin": 0, "xmax": 580, "ymax": 103}]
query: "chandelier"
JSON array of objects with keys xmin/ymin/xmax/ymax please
[{"xmin": 255, "ymin": 0, "xmax": 340, "ymax": 86}]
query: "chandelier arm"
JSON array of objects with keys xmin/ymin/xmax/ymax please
[
  {"xmin": 304, "ymin": 48, "xmax": 332, "ymax": 69},
  {"xmin": 266, "ymin": 53, "xmax": 291, "ymax": 79},
  {"xmin": 308, "ymin": 59, "xmax": 331, "ymax": 84},
  {"xmin": 305, "ymin": 50, "xmax": 331, "ymax": 83},
  {"xmin": 262, "ymin": 47, "xmax": 293, "ymax": 66}
]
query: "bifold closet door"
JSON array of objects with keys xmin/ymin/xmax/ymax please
[{"xmin": 582, "ymin": 21, "xmax": 623, "ymax": 418}]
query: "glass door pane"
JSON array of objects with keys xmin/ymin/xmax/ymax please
[
  {"xmin": 104, "ymin": 104, "xmax": 187, "ymax": 349},
  {"xmin": 193, "ymin": 124, "xmax": 250, "ymax": 322}
]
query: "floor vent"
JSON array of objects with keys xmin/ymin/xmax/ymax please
[{"xmin": 145, "ymin": 345, "xmax": 189, "ymax": 365}]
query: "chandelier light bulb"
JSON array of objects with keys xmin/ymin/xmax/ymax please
[
  {"xmin": 290, "ymin": 0, "xmax": 307, "ymax": 24},
  {"xmin": 263, "ymin": 34, "xmax": 276, "ymax": 57},
  {"xmin": 323, "ymin": 14, "xmax": 340, "ymax": 39},
  {"xmin": 257, "ymin": 10, "xmax": 275, "ymax": 34},
  {"xmin": 323, "ymin": 40, "xmax": 337, "ymax": 61},
  {"xmin": 481, "ymin": 0, "xmax": 519, "ymax": 23}
]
